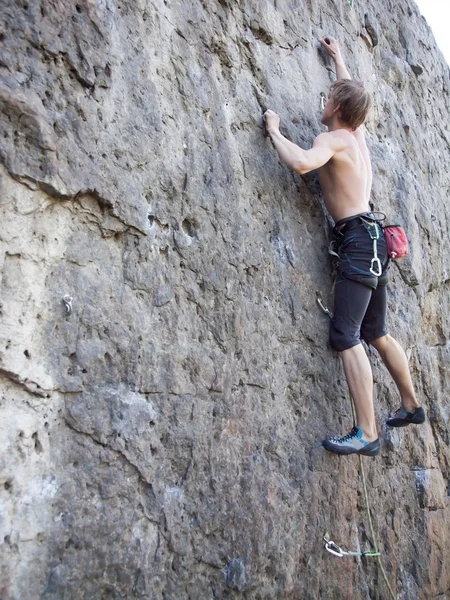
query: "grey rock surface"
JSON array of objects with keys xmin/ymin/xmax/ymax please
[{"xmin": 0, "ymin": 0, "xmax": 449, "ymax": 598}]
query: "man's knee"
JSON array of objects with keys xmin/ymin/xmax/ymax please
[
  {"xmin": 367, "ymin": 333, "xmax": 389, "ymax": 351},
  {"xmin": 329, "ymin": 322, "xmax": 360, "ymax": 352}
]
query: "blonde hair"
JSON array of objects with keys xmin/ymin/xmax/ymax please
[{"xmin": 329, "ymin": 79, "xmax": 371, "ymax": 130}]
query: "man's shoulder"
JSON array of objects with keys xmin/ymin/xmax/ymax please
[
  {"xmin": 314, "ymin": 130, "xmax": 351, "ymax": 151},
  {"xmin": 313, "ymin": 131, "xmax": 337, "ymax": 147}
]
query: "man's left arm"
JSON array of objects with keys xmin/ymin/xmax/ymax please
[{"xmin": 264, "ymin": 110, "xmax": 335, "ymax": 174}]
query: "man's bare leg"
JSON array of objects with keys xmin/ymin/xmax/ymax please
[
  {"xmin": 340, "ymin": 343, "xmax": 378, "ymax": 441},
  {"xmin": 368, "ymin": 334, "xmax": 419, "ymax": 412}
]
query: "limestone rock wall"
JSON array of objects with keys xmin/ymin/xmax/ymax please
[{"xmin": 0, "ymin": 1, "xmax": 449, "ymax": 598}]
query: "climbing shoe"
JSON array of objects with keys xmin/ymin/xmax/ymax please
[
  {"xmin": 322, "ymin": 426, "xmax": 380, "ymax": 456},
  {"xmin": 386, "ymin": 406, "xmax": 425, "ymax": 428}
]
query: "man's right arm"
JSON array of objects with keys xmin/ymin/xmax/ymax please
[
  {"xmin": 319, "ymin": 37, "xmax": 351, "ymax": 80},
  {"xmin": 263, "ymin": 110, "xmax": 340, "ymax": 174}
]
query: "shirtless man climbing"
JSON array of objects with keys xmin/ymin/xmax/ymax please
[{"xmin": 263, "ymin": 37, "xmax": 425, "ymax": 456}]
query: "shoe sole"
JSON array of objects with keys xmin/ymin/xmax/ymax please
[
  {"xmin": 387, "ymin": 408, "xmax": 426, "ymax": 427},
  {"xmin": 386, "ymin": 417, "xmax": 426, "ymax": 427},
  {"xmin": 322, "ymin": 439, "xmax": 380, "ymax": 456}
]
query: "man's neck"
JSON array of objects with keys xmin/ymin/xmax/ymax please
[{"xmin": 326, "ymin": 116, "xmax": 353, "ymax": 133}]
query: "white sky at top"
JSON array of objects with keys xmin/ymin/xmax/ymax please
[{"xmin": 414, "ymin": 0, "xmax": 450, "ymax": 65}]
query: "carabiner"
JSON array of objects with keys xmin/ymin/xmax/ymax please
[
  {"xmin": 370, "ymin": 257, "xmax": 382, "ymax": 277},
  {"xmin": 317, "ymin": 295, "xmax": 333, "ymax": 318},
  {"xmin": 325, "ymin": 540, "xmax": 344, "ymax": 557}
]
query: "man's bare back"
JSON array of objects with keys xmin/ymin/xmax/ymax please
[
  {"xmin": 261, "ymin": 114, "xmax": 372, "ymax": 224},
  {"xmin": 317, "ymin": 128, "xmax": 372, "ymax": 223}
]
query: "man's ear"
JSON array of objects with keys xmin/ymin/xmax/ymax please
[{"xmin": 333, "ymin": 102, "xmax": 341, "ymax": 114}]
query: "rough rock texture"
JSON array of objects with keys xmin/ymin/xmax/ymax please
[{"xmin": 0, "ymin": 1, "xmax": 449, "ymax": 598}]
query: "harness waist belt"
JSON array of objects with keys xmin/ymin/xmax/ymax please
[{"xmin": 335, "ymin": 212, "xmax": 382, "ymax": 231}]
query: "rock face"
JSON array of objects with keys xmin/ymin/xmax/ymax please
[{"xmin": 0, "ymin": 1, "xmax": 449, "ymax": 598}]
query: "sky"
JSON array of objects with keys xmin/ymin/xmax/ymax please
[{"xmin": 414, "ymin": 0, "xmax": 450, "ymax": 66}]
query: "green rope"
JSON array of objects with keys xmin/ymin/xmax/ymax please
[
  {"xmin": 350, "ymin": 396, "xmax": 397, "ymax": 600},
  {"xmin": 317, "ymin": 296, "xmax": 396, "ymax": 599}
]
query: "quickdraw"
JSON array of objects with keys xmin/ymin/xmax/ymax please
[
  {"xmin": 323, "ymin": 533, "xmax": 380, "ymax": 558},
  {"xmin": 361, "ymin": 218, "xmax": 382, "ymax": 277}
]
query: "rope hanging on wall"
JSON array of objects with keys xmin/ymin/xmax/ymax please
[{"xmin": 317, "ymin": 296, "xmax": 396, "ymax": 600}]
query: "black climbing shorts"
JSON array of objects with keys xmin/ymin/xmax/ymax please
[{"xmin": 329, "ymin": 213, "xmax": 389, "ymax": 352}]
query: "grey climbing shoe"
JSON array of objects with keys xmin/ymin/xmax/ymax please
[
  {"xmin": 386, "ymin": 406, "xmax": 425, "ymax": 428},
  {"xmin": 322, "ymin": 426, "xmax": 380, "ymax": 456}
]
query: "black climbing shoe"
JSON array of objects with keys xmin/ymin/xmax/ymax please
[
  {"xmin": 386, "ymin": 406, "xmax": 425, "ymax": 428},
  {"xmin": 322, "ymin": 426, "xmax": 380, "ymax": 456}
]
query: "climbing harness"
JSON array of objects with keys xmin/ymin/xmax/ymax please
[
  {"xmin": 63, "ymin": 295, "xmax": 73, "ymax": 315},
  {"xmin": 361, "ymin": 218, "xmax": 382, "ymax": 277},
  {"xmin": 323, "ymin": 533, "xmax": 380, "ymax": 558},
  {"xmin": 317, "ymin": 298, "xmax": 397, "ymax": 600},
  {"xmin": 334, "ymin": 211, "xmax": 386, "ymax": 277},
  {"xmin": 327, "ymin": 239, "xmax": 340, "ymax": 261}
]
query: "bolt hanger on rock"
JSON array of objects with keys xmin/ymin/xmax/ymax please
[
  {"xmin": 63, "ymin": 295, "xmax": 73, "ymax": 315},
  {"xmin": 320, "ymin": 91, "xmax": 326, "ymax": 110}
]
